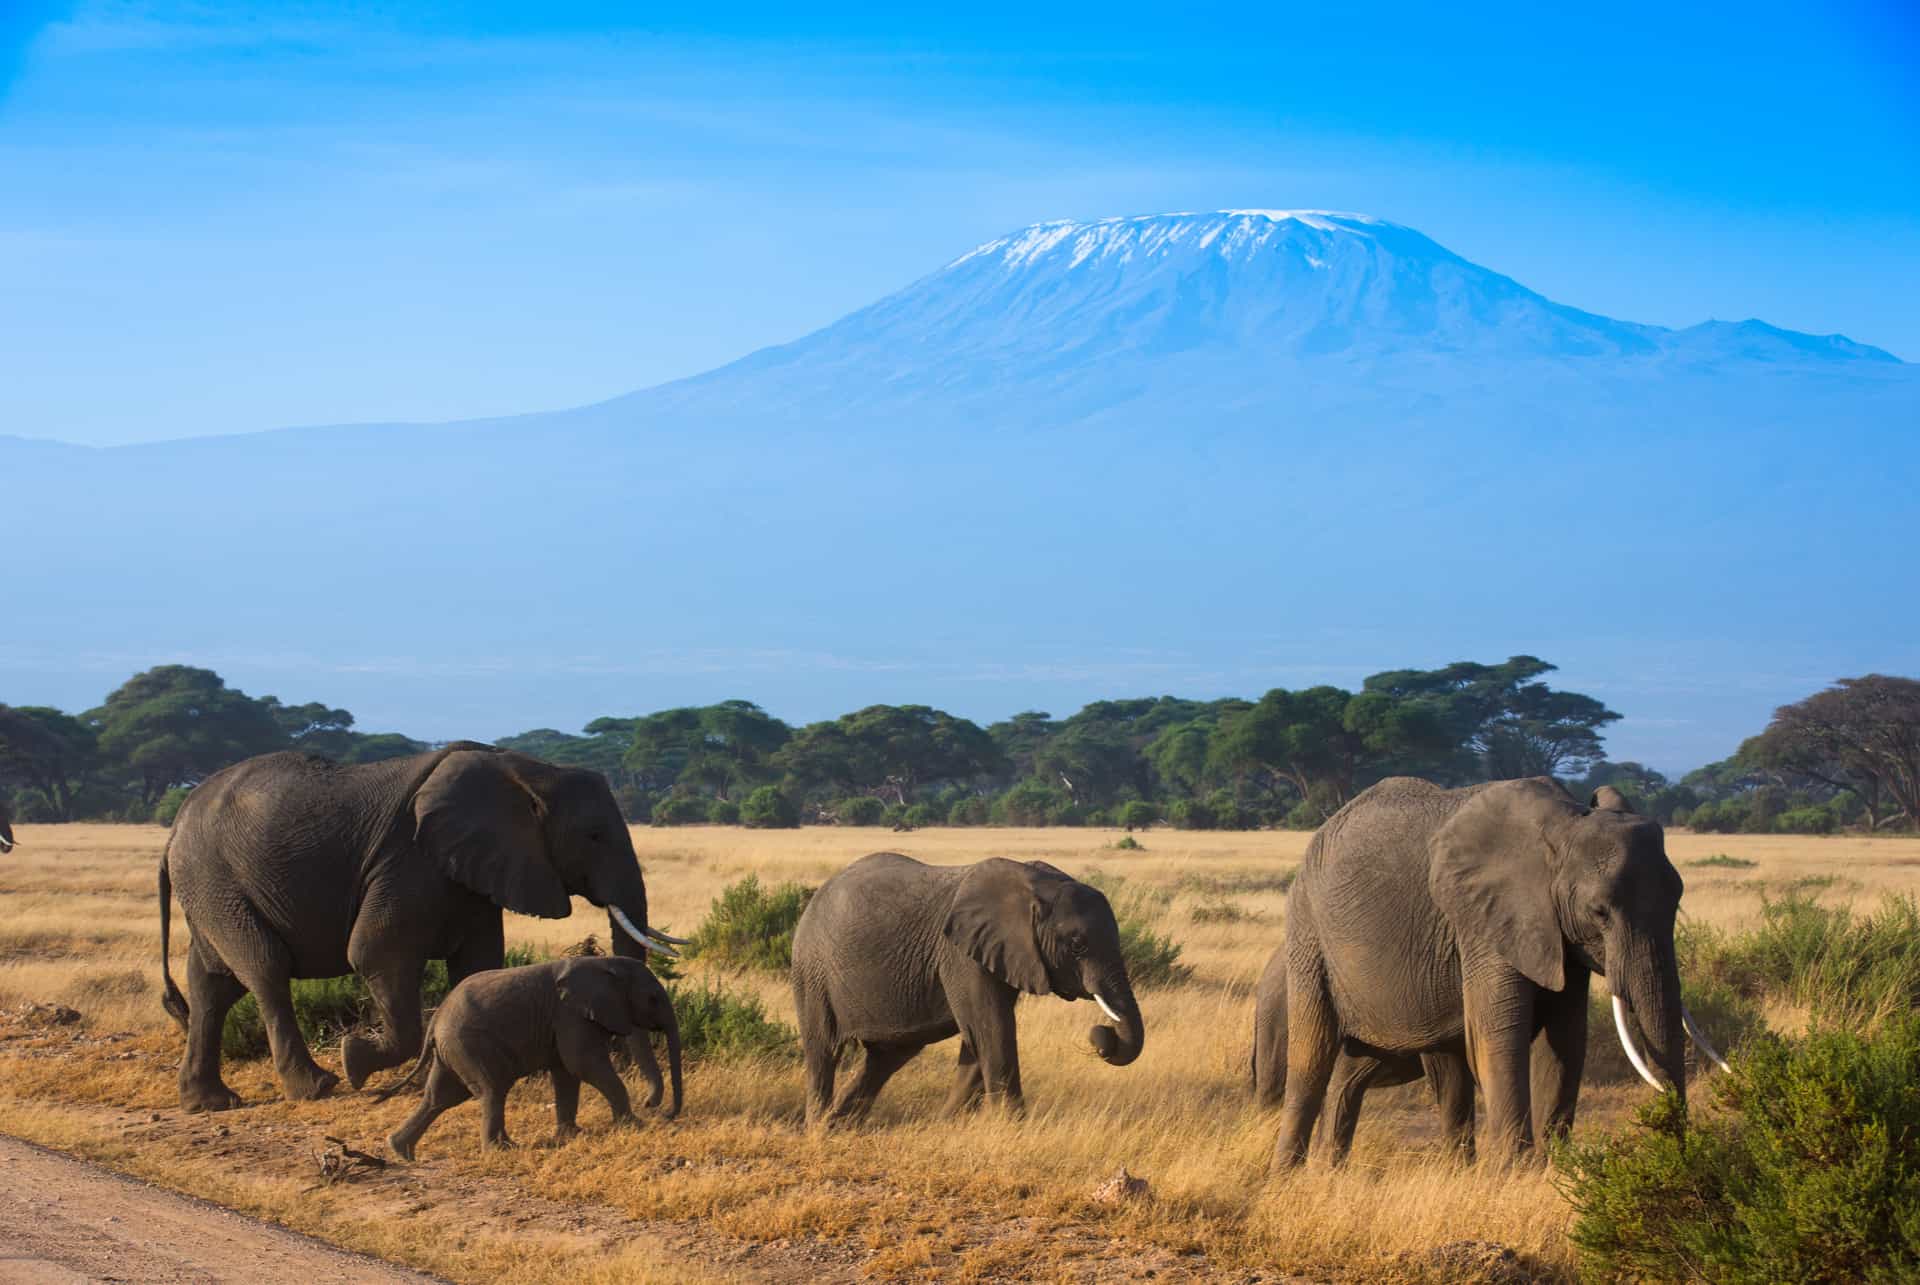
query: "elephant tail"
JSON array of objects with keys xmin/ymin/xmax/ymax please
[
  {"xmin": 373, "ymin": 1032, "xmax": 436, "ymax": 1103},
  {"xmin": 158, "ymin": 842, "xmax": 189, "ymax": 1032}
]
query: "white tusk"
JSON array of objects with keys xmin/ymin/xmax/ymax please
[
  {"xmin": 610, "ymin": 906, "xmax": 680, "ymax": 958},
  {"xmin": 1612, "ymin": 994, "xmax": 1665, "ymax": 1092},
  {"xmin": 1682, "ymin": 1004, "xmax": 1730, "ymax": 1073},
  {"xmin": 1094, "ymin": 993, "xmax": 1124, "ymax": 1025},
  {"xmin": 649, "ymin": 929, "xmax": 693, "ymax": 946}
]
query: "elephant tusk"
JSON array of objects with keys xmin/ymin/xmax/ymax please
[
  {"xmin": 1093, "ymin": 993, "xmax": 1124, "ymax": 1025},
  {"xmin": 0, "ymin": 840, "xmax": 11, "ymax": 854},
  {"xmin": 1612, "ymin": 994, "xmax": 1665, "ymax": 1092},
  {"xmin": 648, "ymin": 929, "xmax": 693, "ymax": 946},
  {"xmin": 1683, "ymin": 1003, "xmax": 1730, "ymax": 1073},
  {"xmin": 610, "ymin": 906, "xmax": 680, "ymax": 958}
]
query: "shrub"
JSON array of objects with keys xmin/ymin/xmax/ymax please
[
  {"xmin": 682, "ymin": 874, "xmax": 815, "ymax": 971},
  {"xmin": 1690, "ymin": 853, "xmax": 1758, "ymax": 869},
  {"xmin": 1167, "ymin": 798, "xmax": 1214, "ymax": 830},
  {"xmin": 1681, "ymin": 892, "xmax": 1920, "ymax": 1030},
  {"xmin": 1558, "ymin": 1015, "xmax": 1920, "ymax": 1283},
  {"xmin": 153, "ymin": 786, "xmax": 192, "ymax": 827},
  {"xmin": 947, "ymin": 795, "xmax": 991, "ymax": 826},
  {"xmin": 651, "ymin": 794, "xmax": 710, "ymax": 826},
  {"xmin": 1116, "ymin": 800, "xmax": 1158, "ymax": 832},
  {"xmin": 740, "ymin": 785, "xmax": 799, "ymax": 829},
  {"xmin": 1111, "ymin": 834, "xmax": 1143, "ymax": 851},
  {"xmin": 903, "ymin": 802, "xmax": 939, "ymax": 828},
  {"xmin": 834, "ymin": 796, "xmax": 886, "ymax": 826},
  {"xmin": 1083, "ymin": 873, "xmax": 1190, "ymax": 988},
  {"xmin": 1774, "ymin": 804, "xmax": 1837, "ymax": 835},
  {"xmin": 994, "ymin": 778, "xmax": 1070, "ymax": 826},
  {"xmin": 707, "ymin": 797, "xmax": 741, "ymax": 825},
  {"xmin": 1282, "ymin": 800, "xmax": 1324, "ymax": 830},
  {"xmin": 665, "ymin": 979, "xmax": 797, "ymax": 1061},
  {"xmin": 1205, "ymin": 789, "xmax": 1256, "ymax": 830}
]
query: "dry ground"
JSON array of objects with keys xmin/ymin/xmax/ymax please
[{"xmin": 1, "ymin": 823, "xmax": 1915, "ymax": 1282}]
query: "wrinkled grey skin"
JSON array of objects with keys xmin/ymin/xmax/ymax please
[
  {"xmin": 0, "ymin": 801, "xmax": 13, "ymax": 853},
  {"xmin": 1251, "ymin": 938, "xmax": 1475, "ymax": 1162},
  {"xmin": 159, "ymin": 744, "xmax": 666, "ymax": 1112},
  {"xmin": 383, "ymin": 957, "xmax": 681, "ymax": 1161},
  {"xmin": 791, "ymin": 853, "xmax": 1145, "ymax": 1125},
  {"xmin": 1273, "ymin": 777, "xmax": 1686, "ymax": 1167}
]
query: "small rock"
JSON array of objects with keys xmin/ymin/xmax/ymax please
[{"xmin": 1090, "ymin": 1166, "xmax": 1150, "ymax": 1205}]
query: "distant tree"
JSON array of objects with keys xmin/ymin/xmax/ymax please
[
  {"xmin": 1747, "ymin": 676, "xmax": 1920, "ymax": 831},
  {"xmin": 776, "ymin": 705, "xmax": 1002, "ymax": 806},
  {"xmin": 1116, "ymin": 800, "xmax": 1158, "ymax": 832},
  {"xmin": 336, "ymin": 731, "xmax": 431, "ymax": 764},
  {"xmin": 1207, "ymin": 686, "xmax": 1364, "ymax": 820},
  {"xmin": 988, "ymin": 711, "xmax": 1058, "ymax": 781},
  {"xmin": 740, "ymin": 785, "xmax": 799, "ymax": 829},
  {"xmin": 259, "ymin": 697, "xmax": 356, "ymax": 759},
  {"xmin": 623, "ymin": 701, "xmax": 789, "ymax": 800},
  {"xmin": 1360, "ymin": 656, "xmax": 1620, "ymax": 780},
  {"xmin": 86, "ymin": 666, "xmax": 288, "ymax": 804},
  {"xmin": 0, "ymin": 705, "xmax": 100, "ymax": 821}
]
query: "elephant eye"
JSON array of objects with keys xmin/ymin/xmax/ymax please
[{"xmin": 1069, "ymin": 932, "xmax": 1088, "ymax": 955}]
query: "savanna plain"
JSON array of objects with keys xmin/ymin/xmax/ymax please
[{"xmin": 2, "ymin": 824, "xmax": 1916, "ymax": 1283}]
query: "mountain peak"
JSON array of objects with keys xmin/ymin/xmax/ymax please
[{"xmin": 948, "ymin": 208, "xmax": 1427, "ymax": 273}]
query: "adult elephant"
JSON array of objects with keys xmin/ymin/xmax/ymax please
[
  {"xmin": 791, "ymin": 853, "xmax": 1145, "ymax": 1124},
  {"xmin": 1272, "ymin": 777, "xmax": 1724, "ymax": 1167},
  {"xmin": 159, "ymin": 743, "xmax": 685, "ymax": 1112},
  {"xmin": 0, "ymin": 800, "xmax": 13, "ymax": 853},
  {"xmin": 1251, "ymin": 937, "xmax": 1476, "ymax": 1162}
]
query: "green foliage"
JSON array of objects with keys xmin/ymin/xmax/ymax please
[
  {"xmin": 153, "ymin": 786, "xmax": 192, "ymax": 827},
  {"xmin": 775, "ymin": 704, "xmax": 1004, "ymax": 804},
  {"xmin": 1116, "ymin": 800, "xmax": 1157, "ymax": 831},
  {"xmin": 664, "ymin": 979, "xmax": 797, "ymax": 1061},
  {"xmin": 902, "ymin": 802, "xmax": 938, "ymax": 828},
  {"xmin": 947, "ymin": 795, "xmax": 991, "ymax": 826},
  {"xmin": 706, "ymin": 797, "xmax": 740, "ymax": 824},
  {"xmin": 1558, "ymin": 1016, "xmax": 1920, "ymax": 1283},
  {"xmin": 1166, "ymin": 797, "xmax": 1213, "ymax": 830},
  {"xmin": 1681, "ymin": 893, "xmax": 1920, "ymax": 1029},
  {"xmin": 739, "ymin": 784, "xmax": 799, "ymax": 829},
  {"xmin": 994, "ymin": 777, "xmax": 1070, "ymax": 826},
  {"xmin": 88, "ymin": 666, "xmax": 288, "ymax": 805},
  {"xmin": 1083, "ymin": 873, "xmax": 1190, "ymax": 988},
  {"xmin": 650, "ymin": 793, "xmax": 710, "ymax": 826},
  {"xmin": 621, "ymin": 701, "xmax": 790, "ymax": 800},
  {"xmin": 1691, "ymin": 853, "xmax": 1759, "ymax": 869},
  {"xmin": 1111, "ymin": 834, "xmax": 1143, "ymax": 850},
  {"xmin": 833, "ymin": 795, "xmax": 886, "ymax": 826},
  {"xmin": 682, "ymin": 875, "xmax": 815, "ymax": 972}
]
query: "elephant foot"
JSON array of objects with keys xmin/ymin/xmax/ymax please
[
  {"xmin": 386, "ymin": 1130, "xmax": 418, "ymax": 1163},
  {"xmin": 281, "ymin": 1066, "xmax": 340, "ymax": 1101},
  {"xmin": 341, "ymin": 1035, "xmax": 382, "ymax": 1090},
  {"xmin": 179, "ymin": 1078, "xmax": 243, "ymax": 1113},
  {"xmin": 548, "ymin": 1124, "xmax": 581, "ymax": 1147},
  {"xmin": 483, "ymin": 1134, "xmax": 515, "ymax": 1151}
]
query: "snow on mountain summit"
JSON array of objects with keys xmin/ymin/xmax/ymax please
[{"xmin": 948, "ymin": 210, "xmax": 1412, "ymax": 272}]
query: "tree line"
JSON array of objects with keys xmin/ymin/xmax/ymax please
[{"xmin": 2, "ymin": 661, "xmax": 1915, "ymax": 835}]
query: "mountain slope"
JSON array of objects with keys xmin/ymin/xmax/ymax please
[{"xmin": 4, "ymin": 211, "xmax": 1914, "ymax": 766}]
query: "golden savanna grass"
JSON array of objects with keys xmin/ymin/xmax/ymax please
[{"xmin": 3, "ymin": 822, "xmax": 1918, "ymax": 1281}]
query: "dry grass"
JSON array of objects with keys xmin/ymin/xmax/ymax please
[{"xmin": 0, "ymin": 821, "xmax": 1913, "ymax": 1282}]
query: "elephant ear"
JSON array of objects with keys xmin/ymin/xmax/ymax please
[
  {"xmin": 412, "ymin": 751, "xmax": 572, "ymax": 919},
  {"xmin": 943, "ymin": 858, "xmax": 1068, "ymax": 995},
  {"xmin": 556, "ymin": 960, "xmax": 638, "ymax": 1036},
  {"xmin": 1429, "ymin": 781, "xmax": 1568, "ymax": 992}
]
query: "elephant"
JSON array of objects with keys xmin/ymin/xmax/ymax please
[
  {"xmin": 157, "ymin": 743, "xmax": 687, "ymax": 1112},
  {"xmin": 1271, "ymin": 777, "xmax": 1725, "ymax": 1168},
  {"xmin": 0, "ymin": 800, "xmax": 13, "ymax": 853},
  {"xmin": 791, "ymin": 852, "xmax": 1145, "ymax": 1125},
  {"xmin": 381, "ymin": 956, "xmax": 682, "ymax": 1160},
  {"xmin": 1251, "ymin": 937, "xmax": 1476, "ymax": 1162}
]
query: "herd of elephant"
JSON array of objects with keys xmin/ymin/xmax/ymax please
[{"xmin": 123, "ymin": 743, "xmax": 1722, "ymax": 1167}]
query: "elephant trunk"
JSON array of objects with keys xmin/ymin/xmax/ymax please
[
  {"xmin": 627, "ymin": 1030, "xmax": 665, "ymax": 1110},
  {"xmin": 661, "ymin": 1006, "xmax": 683, "ymax": 1120},
  {"xmin": 1613, "ymin": 928, "xmax": 1687, "ymax": 1103},
  {"xmin": 597, "ymin": 865, "xmax": 685, "ymax": 958},
  {"xmin": 1083, "ymin": 963, "xmax": 1144, "ymax": 1067}
]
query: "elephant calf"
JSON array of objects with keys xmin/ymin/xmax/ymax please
[
  {"xmin": 791, "ymin": 852, "xmax": 1145, "ymax": 1126},
  {"xmin": 382, "ymin": 957, "xmax": 681, "ymax": 1161}
]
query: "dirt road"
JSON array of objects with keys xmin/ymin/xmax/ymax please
[{"xmin": 0, "ymin": 1134, "xmax": 440, "ymax": 1284}]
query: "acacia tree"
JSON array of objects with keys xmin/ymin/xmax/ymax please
[
  {"xmin": 0, "ymin": 705, "xmax": 99, "ymax": 821},
  {"xmin": 776, "ymin": 705, "xmax": 1002, "ymax": 806},
  {"xmin": 1360, "ymin": 656, "xmax": 1619, "ymax": 780},
  {"xmin": 86, "ymin": 666, "xmax": 288, "ymax": 805},
  {"xmin": 1747, "ymin": 676, "xmax": 1920, "ymax": 831}
]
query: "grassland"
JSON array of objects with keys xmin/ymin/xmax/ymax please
[{"xmin": 2, "ymin": 823, "xmax": 1917, "ymax": 1282}]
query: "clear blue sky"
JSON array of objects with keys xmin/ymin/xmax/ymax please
[{"xmin": 2, "ymin": 1, "xmax": 1915, "ymax": 445}]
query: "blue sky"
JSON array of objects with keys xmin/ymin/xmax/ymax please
[{"xmin": 2, "ymin": 1, "xmax": 1915, "ymax": 445}]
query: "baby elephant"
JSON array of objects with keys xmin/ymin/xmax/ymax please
[{"xmin": 381, "ymin": 956, "xmax": 681, "ymax": 1161}]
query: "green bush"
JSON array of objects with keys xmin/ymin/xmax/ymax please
[
  {"xmin": 1205, "ymin": 789, "xmax": 1256, "ymax": 830},
  {"xmin": 153, "ymin": 786, "xmax": 192, "ymax": 827},
  {"xmin": 682, "ymin": 874, "xmax": 815, "ymax": 971},
  {"xmin": 903, "ymin": 802, "xmax": 939, "ymax": 828},
  {"xmin": 1116, "ymin": 800, "xmax": 1158, "ymax": 832},
  {"xmin": 994, "ymin": 778, "xmax": 1070, "ymax": 826},
  {"xmin": 1082, "ymin": 873, "xmax": 1190, "ymax": 988},
  {"xmin": 223, "ymin": 945, "xmax": 542, "ymax": 1060},
  {"xmin": 1681, "ymin": 892, "xmax": 1920, "ymax": 1029},
  {"xmin": 1558, "ymin": 1015, "xmax": 1920, "ymax": 1283},
  {"xmin": 665, "ymin": 979, "xmax": 797, "ymax": 1061},
  {"xmin": 834, "ymin": 796, "xmax": 886, "ymax": 826},
  {"xmin": 1282, "ymin": 800, "xmax": 1324, "ymax": 830},
  {"xmin": 651, "ymin": 794, "xmax": 710, "ymax": 826},
  {"xmin": 706, "ymin": 797, "xmax": 741, "ymax": 825},
  {"xmin": 1690, "ymin": 853, "xmax": 1759, "ymax": 869},
  {"xmin": 947, "ymin": 795, "xmax": 991, "ymax": 826},
  {"xmin": 1167, "ymin": 798, "xmax": 1214, "ymax": 830},
  {"xmin": 1774, "ymin": 804, "xmax": 1837, "ymax": 835},
  {"xmin": 1111, "ymin": 834, "xmax": 1143, "ymax": 851},
  {"xmin": 740, "ymin": 785, "xmax": 799, "ymax": 829}
]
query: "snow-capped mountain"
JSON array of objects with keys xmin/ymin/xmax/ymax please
[{"xmin": 4, "ymin": 211, "xmax": 1914, "ymax": 766}]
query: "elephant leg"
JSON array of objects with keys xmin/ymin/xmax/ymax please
[
  {"xmin": 444, "ymin": 915, "xmax": 505, "ymax": 988},
  {"xmin": 1423, "ymin": 1051, "xmax": 1476, "ymax": 1160},
  {"xmin": 1273, "ymin": 959, "xmax": 1339, "ymax": 1168},
  {"xmin": 1463, "ymin": 962, "xmax": 1538, "ymax": 1164},
  {"xmin": 1530, "ymin": 967, "xmax": 1589, "ymax": 1147},
  {"xmin": 178, "ymin": 939, "xmax": 246, "ymax": 1113},
  {"xmin": 479, "ymin": 1088, "xmax": 512, "ymax": 1151},
  {"xmin": 1251, "ymin": 976, "xmax": 1288, "ymax": 1110},
  {"xmin": 796, "ymin": 983, "xmax": 840, "ymax": 1127},
  {"xmin": 622, "ymin": 1031, "xmax": 666, "ymax": 1111},
  {"xmin": 1323, "ymin": 1052, "xmax": 1392, "ymax": 1164},
  {"xmin": 827, "ymin": 1042, "xmax": 922, "ymax": 1122},
  {"xmin": 387, "ymin": 1059, "xmax": 471, "ymax": 1162},
  {"xmin": 952, "ymin": 984, "xmax": 1022, "ymax": 1112},
  {"xmin": 341, "ymin": 955, "xmax": 427, "ymax": 1091},
  {"xmin": 945, "ymin": 1038, "xmax": 985, "ymax": 1115},
  {"xmin": 550, "ymin": 1066, "xmax": 582, "ymax": 1143},
  {"xmin": 562, "ymin": 1037, "xmax": 634, "ymax": 1126},
  {"xmin": 217, "ymin": 917, "xmax": 335, "ymax": 1101}
]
